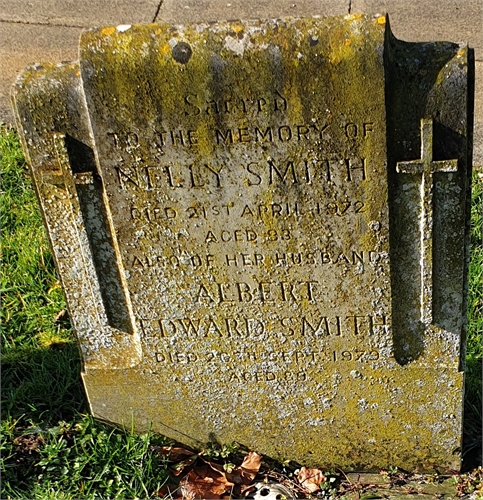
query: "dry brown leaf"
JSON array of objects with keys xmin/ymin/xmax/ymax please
[
  {"xmin": 180, "ymin": 465, "xmax": 234, "ymax": 499},
  {"xmin": 232, "ymin": 451, "xmax": 262, "ymax": 485},
  {"xmin": 298, "ymin": 466, "xmax": 326, "ymax": 493},
  {"xmin": 200, "ymin": 457, "xmax": 226, "ymax": 474},
  {"xmin": 54, "ymin": 309, "xmax": 67, "ymax": 323},
  {"xmin": 240, "ymin": 484, "xmax": 257, "ymax": 497}
]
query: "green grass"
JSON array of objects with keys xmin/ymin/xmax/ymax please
[
  {"xmin": 1, "ymin": 416, "xmax": 170, "ymax": 499},
  {"xmin": 1, "ymin": 125, "xmax": 482, "ymax": 498},
  {"xmin": 1, "ymin": 127, "xmax": 171, "ymax": 499},
  {"xmin": 464, "ymin": 166, "xmax": 483, "ymax": 457},
  {"xmin": 468, "ymin": 167, "xmax": 483, "ymax": 357}
]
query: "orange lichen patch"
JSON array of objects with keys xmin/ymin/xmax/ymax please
[
  {"xmin": 233, "ymin": 24, "xmax": 245, "ymax": 34},
  {"xmin": 101, "ymin": 26, "xmax": 116, "ymax": 37},
  {"xmin": 160, "ymin": 43, "xmax": 171, "ymax": 55}
]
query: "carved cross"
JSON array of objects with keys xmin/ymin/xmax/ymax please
[{"xmin": 396, "ymin": 118, "xmax": 458, "ymax": 325}]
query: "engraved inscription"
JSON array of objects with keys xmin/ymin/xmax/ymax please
[
  {"xmin": 153, "ymin": 349, "xmax": 381, "ymax": 365},
  {"xmin": 214, "ymin": 123, "xmax": 328, "ymax": 144},
  {"xmin": 148, "ymin": 347, "xmax": 383, "ymax": 384},
  {"xmin": 115, "ymin": 156, "xmax": 368, "ymax": 191},
  {"xmin": 139, "ymin": 314, "xmax": 387, "ymax": 339},
  {"xmin": 108, "ymin": 90, "xmax": 388, "ymax": 388},
  {"xmin": 196, "ymin": 280, "xmax": 318, "ymax": 303},
  {"xmin": 131, "ymin": 249, "xmax": 387, "ymax": 271},
  {"xmin": 130, "ymin": 199, "xmax": 366, "ymax": 222},
  {"xmin": 108, "ymin": 118, "xmax": 375, "ymax": 150},
  {"xmin": 183, "ymin": 90, "xmax": 288, "ymax": 117}
]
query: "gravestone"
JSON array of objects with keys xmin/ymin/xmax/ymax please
[{"xmin": 12, "ymin": 14, "xmax": 473, "ymax": 471}]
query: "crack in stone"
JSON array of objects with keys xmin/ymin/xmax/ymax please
[
  {"xmin": 0, "ymin": 18, "xmax": 85, "ymax": 29},
  {"xmin": 152, "ymin": 0, "xmax": 164, "ymax": 23}
]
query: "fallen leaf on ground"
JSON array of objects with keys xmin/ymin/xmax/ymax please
[
  {"xmin": 240, "ymin": 484, "xmax": 257, "ymax": 497},
  {"xmin": 180, "ymin": 465, "xmax": 235, "ymax": 499},
  {"xmin": 231, "ymin": 451, "xmax": 262, "ymax": 485},
  {"xmin": 54, "ymin": 309, "xmax": 67, "ymax": 323},
  {"xmin": 200, "ymin": 458, "xmax": 227, "ymax": 474},
  {"xmin": 298, "ymin": 467, "xmax": 327, "ymax": 493}
]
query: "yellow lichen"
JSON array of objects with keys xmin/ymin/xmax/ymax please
[{"xmin": 101, "ymin": 26, "xmax": 116, "ymax": 37}]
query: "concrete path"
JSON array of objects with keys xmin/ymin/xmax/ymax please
[{"xmin": 1, "ymin": 0, "xmax": 481, "ymax": 163}]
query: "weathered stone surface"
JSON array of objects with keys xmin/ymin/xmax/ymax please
[
  {"xmin": 12, "ymin": 14, "xmax": 473, "ymax": 471},
  {"xmin": 0, "ymin": 0, "xmax": 160, "ymax": 26},
  {"xmin": 0, "ymin": 22, "xmax": 81, "ymax": 124},
  {"xmin": 156, "ymin": 0, "xmax": 348, "ymax": 23},
  {"xmin": 343, "ymin": 473, "xmax": 460, "ymax": 499},
  {"xmin": 12, "ymin": 63, "xmax": 142, "ymax": 369}
]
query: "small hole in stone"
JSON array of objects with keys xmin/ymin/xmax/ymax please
[
  {"xmin": 260, "ymin": 487, "xmax": 270, "ymax": 496},
  {"xmin": 276, "ymin": 495, "xmax": 282, "ymax": 499},
  {"xmin": 172, "ymin": 42, "xmax": 192, "ymax": 64}
]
